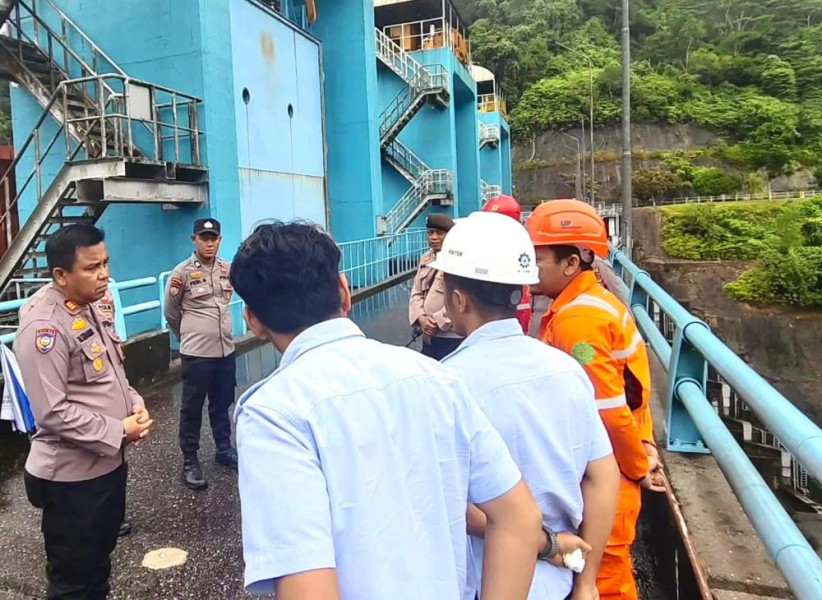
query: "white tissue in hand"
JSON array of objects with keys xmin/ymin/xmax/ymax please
[{"xmin": 563, "ymin": 548, "xmax": 585, "ymax": 573}]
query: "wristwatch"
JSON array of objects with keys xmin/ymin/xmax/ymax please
[{"xmin": 537, "ymin": 523, "xmax": 558, "ymax": 561}]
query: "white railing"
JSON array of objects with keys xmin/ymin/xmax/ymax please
[
  {"xmin": 479, "ymin": 122, "xmax": 500, "ymax": 147},
  {"xmin": 375, "ymin": 27, "xmax": 424, "ymax": 85},
  {"xmin": 381, "ymin": 169, "xmax": 453, "ymax": 235},
  {"xmin": 636, "ymin": 190, "xmax": 819, "ymax": 207},
  {"xmin": 384, "ymin": 138, "xmax": 428, "ymax": 181},
  {"xmin": 481, "ymin": 180, "xmax": 502, "ymax": 202}
]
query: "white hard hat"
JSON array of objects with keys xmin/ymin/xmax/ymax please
[{"xmin": 429, "ymin": 211, "xmax": 539, "ymax": 285}]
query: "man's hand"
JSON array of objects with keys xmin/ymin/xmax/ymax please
[
  {"xmin": 417, "ymin": 314, "xmax": 438, "ymax": 337},
  {"xmin": 644, "ymin": 442, "xmax": 661, "ymax": 469},
  {"xmin": 123, "ymin": 413, "xmax": 154, "ymax": 444},
  {"xmin": 570, "ymin": 579, "xmax": 600, "ymax": 600},
  {"xmin": 639, "ymin": 471, "xmax": 666, "ymax": 493},
  {"xmin": 545, "ymin": 532, "xmax": 592, "ymax": 567},
  {"xmin": 133, "ymin": 405, "xmax": 151, "ymax": 425}
]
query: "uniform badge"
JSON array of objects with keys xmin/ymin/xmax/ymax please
[
  {"xmin": 92, "ymin": 357, "xmax": 104, "ymax": 372},
  {"xmin": 571, "ymin": 342, "xmax": 595, "ymax": 365},
  {"xmin": 35, "ymin": 328, "xmax": 57, "ymax": 354},
  {"xmin": 191, "ymin": 271, "xmax": 203, "ymax": 280},
  {"xmin": 71, "ymin": 318, "xmax": 87, "ymax": 331},
  {"xmin": 64, "ymin": 300, "xmax": 80, "ymax": 314},
  {"xmin": 77, "ymin": 329, "xmax": 94, "ymax": 343},
  {"xmin": 194, "ymin": 260, "xmax": 202, "ymax": 269},
  {"xmin": 91, "ymin": 342, "xmax": 103, "ymax": 355},
  {"xmin": 224, "ymin": 290, "xmax": 232, "ymax": 302}
]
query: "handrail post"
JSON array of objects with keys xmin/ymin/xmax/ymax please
[
  {"xmin": 667, "ymin": 320, "xmax": 711, "ymax": 453},
  {"xmin": 108, "ymin": 279, "xmax": 128, "ymax": 342}
]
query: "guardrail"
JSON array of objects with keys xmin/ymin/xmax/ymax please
[
  {"xmin": 0, "ymin": 232, "xmax": 430, "ymax": 345},
  {"xmin": 636, "ymin": 190, "xmax": 818, "ymax": 207},
  {"xmin": 609, "ymin": 247, "xmax": 822, "ymax": 599}
]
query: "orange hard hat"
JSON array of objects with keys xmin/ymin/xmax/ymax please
[
  {"xmin": 525, "ymin": 199, "xmax": 609, "ymax": 258},
  {"xmin": 482, "ymin": 195, "xmax": 521, "ymax": 221}
]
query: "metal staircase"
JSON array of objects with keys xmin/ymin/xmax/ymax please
[
  {"xmin": 479, "ymin": 122, "xmax": 500, "ymax": 149},
  {"xmin": 375, "ymin": 28, "xmax": 452, "ymax": 235},
  {"xmin": 481, "ymin": 180, "xmax": 502, "ymax": 202},
  {"xmin": 0, "ymin": 0, "xmax": 207, "ymax": 296}
]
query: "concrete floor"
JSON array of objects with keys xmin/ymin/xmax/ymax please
[{"xmin": 0, "ymin": 284, "xmax": 673, "ymax": 599}]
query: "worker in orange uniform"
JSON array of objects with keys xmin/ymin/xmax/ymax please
[
  {"xmin": 481, "ymin": 194, "xmax": 532, "ymax": 334},
  {"xmin": 525, "ymin": 199, "xmax": 664, "ymax": 600}
]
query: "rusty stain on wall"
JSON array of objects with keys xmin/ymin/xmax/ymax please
[{"xmin": 260, "ymin": 31, "xmax": 275, "ymax": 65}]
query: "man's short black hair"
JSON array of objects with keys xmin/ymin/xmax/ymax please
[
  {"xmin": 230, "ymin": 220, "xmax": 343, "ymax": 334},
  {"xmin": 443, "ymin": 273, "xmax": 521, "ymax": 317},
  {"xmin": 551, "ymin": 245, "xmax": 594, "ymax": 271},
  {"xmin": 45, "ymin": 224, "xmax": 105, "ymax": 273}
]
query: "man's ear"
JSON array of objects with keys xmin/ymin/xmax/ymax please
[
  {"xmin": 338, "ymin": 273, "xmax": 352, "ymax": 314},
  {"xmin": 564, "ymin": 254, "xmax": 582, "ymax": 277},
  {"xmin": 52, "ymin": 267, "xmax": 68, "ymax": 287},
  {"xmin": 243, "ymin": 306, "xmax": 271, "ymax": 341}
]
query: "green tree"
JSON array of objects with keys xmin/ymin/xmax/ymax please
[
  {"xmin": 690, "ymin": 167, "xmax": 742, "ymax": 196},
  {"xmin": 632, "ymin": 168, "xmax": 683, "ymax": 203}
]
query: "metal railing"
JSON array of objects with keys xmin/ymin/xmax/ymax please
[
  {"xmin": 481, "ymin": 180, "xmax": 502, "ymax": 202},
  {"xmin": 375, "ymin": 27, "xmax": 425, "ymax": 85},
  {"xmin": 383, "ymin": 138, "xmax": 427, "ymax": 182},
  {"xmin": 609, "ymin": 248, "xmax": 822, "ymax": 599},
  {"xmin": 635, "ymin": 190, "xmax": 819, "ymax": 207},
  {"xmin": 339, "ymin": 228, "xmax": 428, "ymax": 290},
  {"xmin": 478, "ymin": 93, "xmax": 508, "ymax": 117},
  {"xmin": 479, "ymin": 122, "xmax": 500, "ymax": 148},
  {"xmin": 381, "ymin": 17, "xmax": 470, "ymax": 63},
  {"xmin": 381, "ymin": 169, "xmax": 453, "ymax": 235},
  {"xmin": 378, "ymin": 65, "xmax": 448, "ymax": 142}
]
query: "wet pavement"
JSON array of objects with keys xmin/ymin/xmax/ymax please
[{"xmin": 0, "ymin": 283, "xmax": 665, "ymax": 599}]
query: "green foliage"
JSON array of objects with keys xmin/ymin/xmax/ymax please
[
  {"xmin": 455, "ymin": 0, "xmax": 822, "ymax": 177},
  {"xmin": 660, "ymin": 199, "xmax": 822, "ymax": 307},
  {"xmin": 632, "ymin": 168, "xmax": 683, "ymax": 202},
  {"xmin": 690, "ymin": 167, "xmax": 741, "ymax": 196}
]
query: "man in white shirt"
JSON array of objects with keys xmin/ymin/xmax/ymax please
[
  {"xmin": 229, "ymin": 220, "xmax": 547, "ymax": 600},
  {"xmin": 436, "ymin": 212, "xmax": 621, "ymax": 600}
]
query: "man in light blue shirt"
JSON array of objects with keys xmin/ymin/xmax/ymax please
[
  {"xmin": 434, "ymin": 212, "xmax": 621, "ymax": 600},
  {"xmin": 229, "ymin": 221, "xmax": 547, "ymax": 600}
]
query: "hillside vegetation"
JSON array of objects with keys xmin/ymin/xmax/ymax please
[
  {"xmin": 455, "ymin": 0, "xmax": 822, "ymax": 190},
  {"xmin": 660, "ymin": 199, "xmax": 822, "ymax": 307}
]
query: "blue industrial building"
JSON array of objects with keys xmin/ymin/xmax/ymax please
[{"xmin": 0, "ymin": 0, "xmax": 511, "ymax": 319}]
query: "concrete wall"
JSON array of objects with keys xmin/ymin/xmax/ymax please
[
  {"xmin": 454, "ymin": 75, "xmax": 479, "ymax": 215},
  {"xmin": 230, "ymin": 0, "xmax": 326, "ymax": 236},
  {"xmin": 313, "ymin": 0, "xmax": 383, "ymax": 241},
  {"xmin": 632, "ymin": 207, "xmax": 822, "ymax": 426}
]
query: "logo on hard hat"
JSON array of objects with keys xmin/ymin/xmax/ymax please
[{"xmin": 518, "ymin": 253, "xmax": 531, "ymax": 269}]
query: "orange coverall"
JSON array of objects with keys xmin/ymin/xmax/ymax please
[{"xmin": 540, "ymin": 270, "xmax": 654, "ymax": 600}]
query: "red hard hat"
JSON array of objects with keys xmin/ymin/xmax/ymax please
[{"xmin": 482, "ymin": 195, "xmax": 521, "ymax": 222}]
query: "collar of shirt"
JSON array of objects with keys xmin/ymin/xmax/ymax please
[
  {"xmin": 446, "ymin": 318, "xmax": 522, "ymax": 360},
  {"xmin": 546, "ymin": 270, "xmax": 599, "ymax": 319},
  {"xmin": 190, "ymin": 252, "xmax": 217, "ymax": 271},
  {"xmin": 280, "ymin": 317, "xmax": 365, "ymax": 369}
]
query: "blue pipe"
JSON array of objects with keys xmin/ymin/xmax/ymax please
[
  {"xmin": 677, "ymin": 380, "xmax": 822, "ymax": 599},
  {"xmin": 122, "ymin": 300, "xmax": 161, "ymax": 316},
  {"xmin": 632, "ymin": 305, "xmax": 672, "ymax": 367},
  {"xmin": 685, "ymin": 325, "xmax": 822, "ymax": 487}
]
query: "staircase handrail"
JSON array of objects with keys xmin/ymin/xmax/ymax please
[
  {"xmin": 384, "ymin": 169, "xmax": 452, "ymax": 234},
  {"xmin": 384, "ymin": 139, "xmax": 427, "ymax": 181},
  {"xmin": 378, "ymin": 65, "xmax": 448, "ymax": 140},
  {"xmin": 481, "ymin": 180, "xmax": 502, "ymax": 201},
  {"xmin": 375, "ymin": 27, "xmax": 423, "ymax": 85},
  {"xmin": 479, "ymin": 121, "xmax": 500, "ymax": 146}
]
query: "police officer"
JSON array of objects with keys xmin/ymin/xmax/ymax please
[
  {"xmin": 14, "ymin": 224, "xmax": 154, "ymax": 599},
  {"xmin": 408, "ymin": 213, "xmax": 464, "ymax": 360},
  {"xmin": 164, "ymin": 218, "xmax": 236, "ymax": 490}
]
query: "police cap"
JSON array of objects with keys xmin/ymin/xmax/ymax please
[
  {"xmin": 193, "ymin": 219, "xmax": 221, "ymax": 236},
  {"xmin": 426, "ymin": 213, "xmax": 454, "ymax": 232}
]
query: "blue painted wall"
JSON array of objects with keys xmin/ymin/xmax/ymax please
[
  {"xmin": 454, "ymin": 75, "xmax": 480, "ymax": 216},
  {"xmin": 312, "ymin": 0, "xmax": 382, "ymax": 241},
  {"xmin": 501, "ymin": 124, "xmax": 512, "ymax": 194},
  {"xmin": 230, "ymin": 0, "xmax": 326, "ymax": 236}
]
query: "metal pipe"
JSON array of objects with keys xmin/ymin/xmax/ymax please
[
  {"xmin": 121, "ymin": 300, "xmax": 161, "ymax": 316},
  {"xmin": 620, "ymin": 0, "xmax": 632, "ymax": 250},
  {"xmin": 677, "ymin": 380, "xmax": 822, "ymax": 599},
  {"xmin": 632, "ymin": 305, "xmax": 671, "ymax": 366}
]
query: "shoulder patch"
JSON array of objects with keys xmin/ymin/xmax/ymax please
[
  {"xmin": 571, "ymin": 341, "xmax": 595, "ymax": 365},
  {"xmin": 420, "ymin": 252, "xmax": 434, "ymax": 266},
  {"xmin": 35, "ymin": 328, "xmax": 57, "ymax": 354}
]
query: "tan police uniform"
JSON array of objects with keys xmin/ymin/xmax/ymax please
[
  {"xmin": 164, "ymin": 246, "xmax": 236, "ymax": 467},
  {"xmin": 15, "ymin": 283, "xmax": 141, "ymax": 598}
]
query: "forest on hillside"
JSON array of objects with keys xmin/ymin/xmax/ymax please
[{"xmin": 455, "ymin": 0, "xmax": 822, "ymax": 191}]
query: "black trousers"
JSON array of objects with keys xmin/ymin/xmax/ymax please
[
  {"xmin": 421, "ymin": 336, "xmax": 463, "ymax": 361},
  {"xmin": 24, "ymin": 463, "xmax": 127, "ymax": 600},
  {"xmin": 179, "ymin": 353, "xmax": 236, "ymax": 457}
]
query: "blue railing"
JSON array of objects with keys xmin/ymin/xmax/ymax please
[
  {"xmin": 610, "ymin": 248, "xmax": 822, "ymax": 599},
  {"xmin": 0, "ymin": 230, "xmax": 429, "ymax": 345}
]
